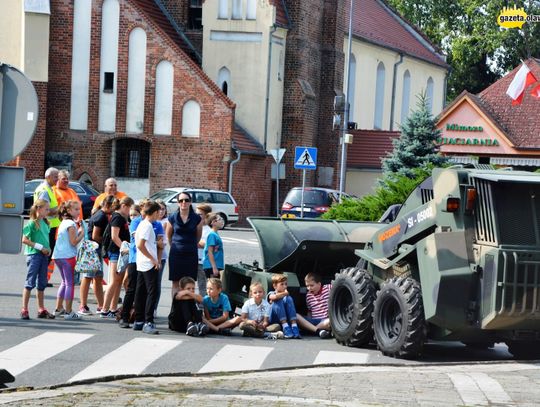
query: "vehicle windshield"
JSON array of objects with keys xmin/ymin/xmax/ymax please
[
  {"xmin": 150, "ymin": 189, "xmax": 178, "ymax": 201},
  {"xmin": 284, "ymin": 189, "xmax": 331, "ymax": 206}
]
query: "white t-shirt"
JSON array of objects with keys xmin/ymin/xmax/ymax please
[
  {"xmin": 135, "ymin": 219, "xmax": 157, "ymax": 272},
  {"xmin": 198, "ymin": 224, "xmax": 212, "ymax": 264}
]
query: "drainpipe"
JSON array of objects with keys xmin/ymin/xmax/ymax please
[
  {"xmin": 228, "ymin": 148, "xmax": 242, "ymax": 195},
  {"xmin": 389, "ymin": 53, "xmax": 404, "ymax": 131},
  {"xmin": 263, "ymin": 25, "xmax": 278, "ymax": 151}
]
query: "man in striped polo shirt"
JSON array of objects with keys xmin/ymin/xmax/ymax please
[{"xmin": 296, "ymin": 272, "xmax": 332, "ymax": 338}]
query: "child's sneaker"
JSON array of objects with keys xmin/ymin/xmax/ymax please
[
  {"xmin": 282, "ymin": 325, "xmax": 294, "ymax": 339},
  {"xmin": 291, "ymin": 325, "xmax": 302, "ymax": 339},
  {"xmin": 20, "ymin": 309, "xmax": 30, "ymax": 320},
  {"xmin": 186, "ymin": 322, "xmax": 199, "ymax": 336},
  {"xmin": 142, "ymin": 322, "xmax": 159, "ymax": 335},
  {"xmin": 318, "ymin": 329, "xmax": 331, "ymax": 339},
  {"xmin": 264, "ymin": 331, "xmax": 284, "ymax": 340},
  {"xmin": 37, "ymin": 309, "xmax": 55, "ymax": 319},
  {"xmin": 133, "ymin": 321, "xmax": 145, "ymax": 331},
  {"xmin": 77, "ymin": 305, "xmax": 92, "ymax": 316},
  {"xmin": 96, "ymin": 307, "xmax": 103, "ymax": 313},
  {"xmin": 119, "ymin": 320, "xmax": 130, "ymax": 329},
  {"xmin": 54, "ymin": 308, "xmax": 65, "ymax": 317},
  {"xmin": 197, "ymin": 322, "xmax": 209, "ymax": 336},
  {"xmin": 64, "ymin": 311, "xmax": 82, "ymax": 320}
]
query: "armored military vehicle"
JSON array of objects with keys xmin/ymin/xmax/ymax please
[{"xmin": 223, "ymin": 166, "xmax": 540, "ymax": 359}]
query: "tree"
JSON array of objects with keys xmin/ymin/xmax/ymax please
[
  {"xmin": 381, "ymin": 94, "xmax": 447, "ymax": 178},
  {"xmin": 386, "ymin": 0, "xmax": 540, "ymax": 99}
]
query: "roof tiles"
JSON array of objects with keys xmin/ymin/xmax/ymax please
[
  {"xmin": 348, "ymin": 0, "xmax": 448, "ymax": 68},
  {"xmin": 346, "ymin": 129, "xmax": 399, "ymax": 168}
]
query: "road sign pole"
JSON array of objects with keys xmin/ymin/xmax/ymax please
[
  {"xmin": 300, "ymin": 169, "xmax": 306, "ymax": 218},
  {"xmin": 276, "ymin": 170, "xmax": 280, "ymax": 217}
]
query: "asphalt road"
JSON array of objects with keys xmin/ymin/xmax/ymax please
[{"xmin": 0, "ymin": 228, "xmax": 520, "ymax": 390}]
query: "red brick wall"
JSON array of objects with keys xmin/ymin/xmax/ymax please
[
  {"xmin": 231, "ymin": 154, "xmax": 273, "ymax": 224},
  {"xmin": 3, "ymin": 81, "xmax": 48, "ymax": 180},
  {"xmin": 280, "ymin": 0, "xmax": 345, "ymax": 195}
]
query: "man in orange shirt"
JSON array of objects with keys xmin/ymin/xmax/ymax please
[
  {"xmin": 53, "ymin": 170, "xmax": 82, "ymax": 219},
  {"xmin": 92, "ymin": 178, "xmax": 127, "ymax": 211}
]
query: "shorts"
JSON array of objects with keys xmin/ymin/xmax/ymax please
[
  {"xmin": 304, "ymin": 317, "xmax": 325, "ymax": 326},
  {"xmin": 203, "ymin": 268, "xmax": 219, "ymax": 278},
  {"xmin": 108, "ymin": 252, "xmax": 119, "ymax": 262},
  {"xmin": 25, "ymin": 253, "xmax": 49, "ymax": 291}
]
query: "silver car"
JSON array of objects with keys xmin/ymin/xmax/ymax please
[{"xmin": 149, "ymin": 187, "xmax": 239, "ymax": 226}]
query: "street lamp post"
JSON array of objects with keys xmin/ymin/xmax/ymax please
[{"xmin": 338, "ymin": 0, "xmax": 355, "ymax": 200}]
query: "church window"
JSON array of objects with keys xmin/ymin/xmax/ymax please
[
  {"xmin": 374, "ymin": 62, "xmax": 385, "ymax": 129},
  {"xmin": 182, "ymin": 100, "xmax": 201, "ymax": 137}
]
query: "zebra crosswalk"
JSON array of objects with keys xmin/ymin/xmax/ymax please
[{"xmin": 0, "ymin": 330, "xmax": 372, "ymax": 387}]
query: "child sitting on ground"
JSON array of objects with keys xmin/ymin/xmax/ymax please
[
  {"xmin": 203, "ymin": 278, "xmax": 240, "ymax": 335},
  {"xmin": 296, "ymin": 272, "xmax": 332, "ymax": 339},
  {"xmin": 168, "ymin": 276, "xmax": 208, "ymax": 336},
  {"xmin": 267, "ymin": 274, "xmax": 301, "ymax": 339},
  {"xmin": 239, "ymin": 282, "xmax": 282, "ymax": 338}
]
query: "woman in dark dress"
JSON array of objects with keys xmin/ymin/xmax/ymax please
[{"xmin": 167, "ymin": 192, "xmax": 203, "ymax": 292}]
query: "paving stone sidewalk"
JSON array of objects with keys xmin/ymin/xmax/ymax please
[{"xmin": 1, "ymin": 363, "xmax": 539, "ymax": 406}]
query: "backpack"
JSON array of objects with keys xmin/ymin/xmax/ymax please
[
  {"xmin": 75, "ymin": 240, "xmax": 101, "ymax": 274},
  {"xmin": 101, "ymin": 223, "xmax": 112, "ymax": 259}
]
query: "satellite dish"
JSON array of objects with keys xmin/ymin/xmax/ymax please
[{"xmin": 0, "ymin": 63, "xmax": 39, "ymax": 163}]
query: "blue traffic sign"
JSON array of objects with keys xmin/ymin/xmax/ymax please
[{"xmin": 294, "ymin": 146, "xmax": 318, "ymax": 170}]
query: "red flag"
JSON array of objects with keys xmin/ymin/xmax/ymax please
[
  {"xmin": 531, "ymin": 83, "xmax": 540, "ymax": 99},
  {"xmin": 506, "ymin": 63, "xmax": 537, "ymax": 105}
]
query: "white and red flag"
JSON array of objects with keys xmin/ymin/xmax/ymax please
[
  {"xmin": 531, "ymin": 83, "xmax": 540, "ymax": 99},
  {"xmin": 506, "ymin": 63, "xmax": 538, "ymax": 105}
]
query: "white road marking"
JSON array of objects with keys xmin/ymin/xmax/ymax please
[
  {"xmin": 448, "ymin": 372, "xmax": 488, "ymax": 406},
  {"xmin": 468, "ymin": 372, "xmax": 513, "ymax": 404},
  {"xmin": 0, "ymin": 332, "xmax": 92, "ymax": 376},
  {"xmin": 221, "ymin": 237, "xmax": 259, "ymax": 246},
  {"xmin": 69, "ymin": 338, "xmax": 181, "ymax": 382},
  {"xmin": 198, "ymin": 344, "xmax": 273, "ymax": 373},
  {"xmin": 312, "ymin": 351, "xmax": 369, "ymax": 365}
]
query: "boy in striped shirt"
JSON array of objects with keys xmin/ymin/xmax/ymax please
[{"xmin": 296, "ymin": 272, "xmax": 332, "ymax": 339}]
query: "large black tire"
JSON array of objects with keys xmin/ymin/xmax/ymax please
[
  {"xmin": 506, "ymin": 341, "xmax": 540, "ymax": 360},
  {"xmin": 373, "ymin": 276, "xmax": 425, "ymax": 358},
  {"xmin": 329, "ymin": 267, "xmax": 376, "ymax": 347}
]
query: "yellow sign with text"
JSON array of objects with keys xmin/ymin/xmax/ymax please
[{"xmin": 498, "ymin": 5, "xmax": 540, "ymax": 28}]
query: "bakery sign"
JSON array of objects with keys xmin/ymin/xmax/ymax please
[{"xmin": 438, "ymin": 123, "xmax": 500, "ymax": 147}]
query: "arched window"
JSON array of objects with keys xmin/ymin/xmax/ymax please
[
  {"xmin": 218, "ymin": 67, "xmax": 231, "ymax": 96},
  {"xmin": 426, "ymin": 77, "xmax": 434, "ymax": 113},
  {"xmin": 154, "ymin": 60, "xmax": 174, "ymax": 135},
  {"xmin": 246, "ymin": 0, "xmax": 256, "ymax": 19},
  {"xmin": 182, "ymin": 100, "xmax": 201, "ymax": 137},
  {"xmin": 114, "ymin": 139, "xmax": 150, "ymax": 178},
  {"xmin": 374, "ymin": 62, "xmax": 385, "ymax": 129},
  {"xmin": 401, "ymin": 70, "xmax": 411, "ymax": 124},
  {"xmin": 348, "ymin": 53, "xmax": 356, "ymax": 121},
  {"xmin": 126, "ymin": 27, "xmax": 147, "ymax": 134},
  {"xmin": 218, "ymin": 0, "xmax": 228, "ymax": 18},
  {"xmin": 232, "ymin": 0, "xmax": 242, "ymax": 19}
]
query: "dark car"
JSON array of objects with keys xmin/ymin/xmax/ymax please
[
  {"xmin": 281, "ymin": 187, "xmax": 352, "ymax": 218},
  {"xmin": 25, "ymin": 179, "xmax": 100, "ymax": 219}
]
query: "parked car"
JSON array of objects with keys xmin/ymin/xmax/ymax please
[
  {"xmin": 149, "ymin": 188, "xmax": 239, "ymax": 226},
  {"xmin": 281, "ymin": 187, "xmax": 351, "ymax": 218},
  {"xmin": 24, "ymin": 179, "xmax": 100, "ymax": 219}
]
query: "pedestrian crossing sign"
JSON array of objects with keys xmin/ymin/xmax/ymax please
[{"xmin": 294, "ymin": 146, "xmax": 318, "ymax": 170}]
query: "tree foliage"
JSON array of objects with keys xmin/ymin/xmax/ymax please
[
  {"xmin": 381, "ymin": 94, "xmax": 447, "ymax": 178},
  {"xmin": 322, "ymin": 167, "xmax": 431, "ymax": 221},
  {"xmin": 386, "ymin": 0, "xmax": 540, "ymax": 99}
]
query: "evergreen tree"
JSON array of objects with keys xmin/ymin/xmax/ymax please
[{"xmin": 381, "ymin": 94, "xmax": 447, "ymax": 178}]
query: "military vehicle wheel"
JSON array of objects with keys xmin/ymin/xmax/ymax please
[
  {"xmin": 329, "ymin": 267, "xmax": 376, "ymax": 347},
  {"xmin": 506, "ymin": 341, "xmax": 540, "ymax": 360},
  {"xmin": 373, "ymin": 276, "xmax": 425, "ymax": 358}
]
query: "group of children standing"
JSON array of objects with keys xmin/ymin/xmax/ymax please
[{"xmin": 21, "ymin": 195, "xmax": 333, "ymax": 340}]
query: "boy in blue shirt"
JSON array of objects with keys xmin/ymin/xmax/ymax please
[
  {"xmin": 203, "ymin": 213, "xmax": 224, "ymax": 278},
  {"xmin": 202, "ymin": 278, "xmax": 240, "ymax": 335}
]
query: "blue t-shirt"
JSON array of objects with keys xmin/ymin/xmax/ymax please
[
  {"xmin": 203, "ymin": 292, "xmax": 231, "ymax": 319},
  {"xmin": 203, "ymin": 230, "xmax": 224, "ymax": 270},
  {"xmin": 128, "ymin": 216, "xmax": 164, "ymax": 263}
]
